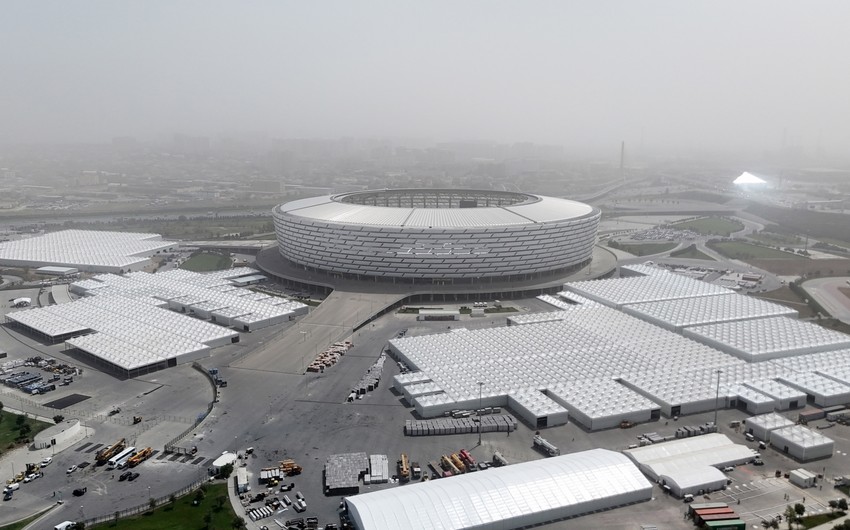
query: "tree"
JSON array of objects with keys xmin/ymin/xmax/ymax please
[
  {"xmin": 53, "ymin": 415, "xmax": 65, "ymax": 424},
  {"xmin": 15, "ymin": 414, "xmax": 26, "ymax": 426},
  {"xmin": 203, "ymin": 510, "xmax": 213, "ymax": 530},
  {"xmin": 784, "ymin": 505, "xmax": 797, "ymax": 530},
  {"xmin": 218, "ymin": 463, "xmax": 234, "ymax": 479},
  {"xmin": 830, "ymin": 499, "xmax": 839, "ymax": 513},
  {"xmin": 794, "ymin": 503, "xmax": 806, "ymax": 518},
  {"xmin": 169, "ymin": 493, "xmax": 177, "ymax": 510},
  {"xmin": 231, "ymin": 516, "xmax": 247, "ymax": 529},
  {"xmin": 839, "ymin": 498, "xmax": 848, "ymax": 512},
  {"xmin": 149, "ymin": 497, "xmax": 156, "ymax": 510}
]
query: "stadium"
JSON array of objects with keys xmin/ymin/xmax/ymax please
[{"xmin": 269, "ymin": 189, "xmax": 601, "ymax": 284}]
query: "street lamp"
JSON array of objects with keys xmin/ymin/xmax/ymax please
[
  {"xmin": 477, "ymin": 382, "xmax": 484, "ymax": 445},
  {"xmin": 713, "ymin": 369, "xmax": 723, "ymax": 429}
]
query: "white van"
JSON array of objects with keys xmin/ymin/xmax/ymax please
[
  {"xmin": 3, "ymin": 483, "xmax": 19, "ymax": 493},
  {"xmin": 54, "ymin": 522, "xmax": 76, "ymax": 530}
]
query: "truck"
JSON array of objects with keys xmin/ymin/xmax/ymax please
[
  {"xmin": 450, "ymin": 453, "xmax": 467, "ymax": 473},
  {"xmin": 96, "ymin": 438, "xmax": 126, "ymax": 466},
  {"xmin": 532, "ymin": 435, "xmax": 560, "ymax": 457},
  {"xmin": 411, "ymin": 462, "xmax": 422, "ymax": 480},
  {"xmin": 440, "ymin": 455, "xmax": 462, "ymax": 476},
  {"xmin": 127, "ymin": 447, "xmax": 153, "ymax": 468},
  {"xmin": 459, "ymin": 449, "xmax": 476, "ymax": 469},
  {"xmin": 397, "ymin": 453, "xmax": 410, "ymax": 482}
]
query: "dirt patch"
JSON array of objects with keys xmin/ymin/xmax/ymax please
[
  {"xmin": 753, "ymin": 287, "xmax": 816, "ymax": 318},
  {"xmin": 747, "ymin": 258, "xmax": 850, "ymax": 276}
]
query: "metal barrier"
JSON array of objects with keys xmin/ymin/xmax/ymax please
[{"xmin": 77, "ymin": 476, "xmax": 209, "ymax": 527}]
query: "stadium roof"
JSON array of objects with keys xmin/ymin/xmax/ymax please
[
  {"xmin": 345, "ymin": 449, "xmax": 652, "ymax": 530},
  {"xmin": 278, "ymin": 192, "xmax": 595, "ymax": 228}
]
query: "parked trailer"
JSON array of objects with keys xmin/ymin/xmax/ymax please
[
  {"xmin": 705, "ymin": 519, "xmax": 747, "ymax": 530},
  {"xmin": 532, "ymin": 435, "xmax": 560, "ymax": 456},
  {"xmin": 688, "ymin": 502, "xmax": 729, "ymax": 518},
  {"xmin": 699, "ymin": 513, "xmax": 741, "ymax": 525},
  {"xmin": 694, "ymin": 509, "xmax": 736, "ymax": 525}
]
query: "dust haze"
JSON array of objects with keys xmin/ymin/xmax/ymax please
[{"xmin": 2, "ymin": 1, "xmax": 849, "ymax": 161}]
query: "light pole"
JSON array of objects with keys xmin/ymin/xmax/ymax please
[
  {"xmin": 477, "ymin": 381, "xmax": 484, "ymax": 445},
  {"xmin": 713, "ymin": 369, "xmax": 723, "ymax": 429}
]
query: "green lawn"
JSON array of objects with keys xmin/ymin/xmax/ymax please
[
  {"xmin": 669, "ymin": 244, "xmax": 715, "ymax": 260},
  {"xmin": 0, "ymin": 410, "xmax": 52, "ymax": 455},
  {"xmin": 93, "ymin": 483, "xmax": 240, "ymax": 530},
  {"xmin": 800, "ymin": 511, "xmax": 844, "ymax": 528},
  {"xmin": 610, "ymin": 242, "xmax": 677, "ymax": 256},
  {"xmin": 179, "ymin": 253, "xmax": 233, "ymax": 272},
  {"xmin": 671, "ymin": 216, "xmax": 744, "ymax": 236},
  {"xmin": 707, "ymin": 241, "xmax": 807, "ymax": 260}
]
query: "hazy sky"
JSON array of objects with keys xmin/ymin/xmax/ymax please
[{"xmin": 2, "ymin": 1, "xmax": 849, "ymax": 156}]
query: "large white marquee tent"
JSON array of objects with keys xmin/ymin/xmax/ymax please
[{"xmin": 345, "ymin": 449, "xmax": 652, "ymax": 530}]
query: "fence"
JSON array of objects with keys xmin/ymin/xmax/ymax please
[
  {"xmin": 77, "ymin": 476, "xmax": 210, "ymax": 527},
  {"xmin": 163, "ymin": 363, "xmax": 217, "ymax": 454}
]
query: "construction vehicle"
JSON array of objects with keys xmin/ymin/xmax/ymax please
[
  {"xmin": 450, "ymin": 453, "xmax": 467, "ymax": 473},
  {"xmin": 133, "ymin": 416, "xmax": 142, "ymax": 424},
  {"xmin": 459, "ymin": 449, "xmax": 476, "ymax": 469},
  {"xmin": 532, "ymin": 435, "xmax": 560, "ymax": 457},
  {"xmin": 96, "ymin": 438, "xmax": 126, "ymax": 466},
  {"xmin": 397, "ymin": 453, "xmax": 410, "ymax": 482},
  {"xmin": 25, "ymin": 463, "xmax": 40, "ymax": 474},
  {"xmin": 279, "ymin": 459, "xmax": 303, "ymax": 476},
  {"xmin": 441, "ymin": 455, "xmax": 462, "ymax": 476},
  {"xmin": 127, "ymin": 447, "xmax": 153, "ymax": 468}
]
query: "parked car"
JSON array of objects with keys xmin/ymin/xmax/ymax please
[
  {"xmin": 119, "ymin": 471, "xmax": 132, "ymax": 481},
  {"xmin": 72, "ymin": 487, "xmax": 87, "ymax": 496},
  {"xmin": 23, "ymin": 472, "xmax": 42, "ymax": 483},
  {"xmin": 128, "ymin": 472, "xmax": 140, "ymax": 481},
  {"xmin": 66, "ymin": 465, "xmax": 77, "ymax": 474},
  {"xmin": 3, "ymin": 490, "xmax": 11, "ymax": 501},
  {"xmin": 40, "ymin": 457, "xmax": 52, "ymax": 467}
]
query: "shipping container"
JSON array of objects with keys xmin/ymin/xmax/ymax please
[
  {"xmin": 688, "ymin": 502, "xmax": 729, "ymax": 518},
  {"xmin": 704, "ymin": 519, "xmax": 746, "ymax": 530}
]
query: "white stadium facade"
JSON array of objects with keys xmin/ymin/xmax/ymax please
[{"xmin": 271, "ymin": 189, "xmax": 600, "ymax": 283}]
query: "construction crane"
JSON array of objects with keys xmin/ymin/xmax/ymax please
[{"xmin": 96, "ymin": 438, "xmax": 126, "ymax": 466}]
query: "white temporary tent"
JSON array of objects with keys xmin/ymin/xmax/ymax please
[
  {"xmin": 345, "ymin": 449, "xmax": 652, "ymax": 530},
  {"xmin": 769, "ymin": 425, "xmax": 834, "ymax": 461},
  {"xmin": 744, "ymin": 412, "xmax": 795, "ymax": 442},
  {"xmin": 623, "ymin": 434, "xmax": 758, "ymax": 497}
]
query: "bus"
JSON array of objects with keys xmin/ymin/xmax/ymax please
[{"xmin": 107, "ymin": 446, "xmax": 136, "ymax": 470}]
